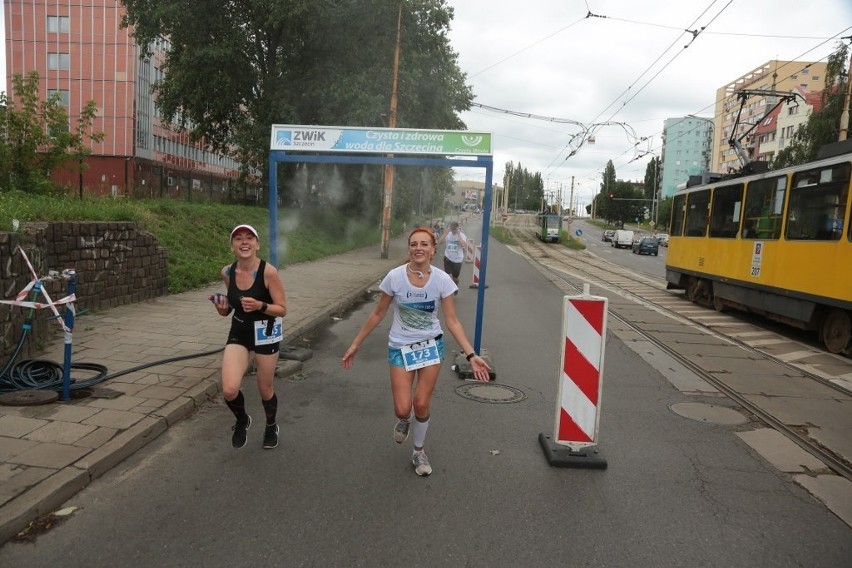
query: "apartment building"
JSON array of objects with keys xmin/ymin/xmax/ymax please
[
  {"xmin": 4, "ymin": 1, "xmax": 247, "ymax": 198},
  {"xmin": 659, "ymin": 116, "xmax": 714, "ymax": 198},
  {"xmin": 712, "ymin": 59, "xmax": 827, "ymax": 173}
]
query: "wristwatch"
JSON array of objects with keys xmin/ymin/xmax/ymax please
[{"xmin": 465, "ymin": 352, "xmax": 476, "ymax": 361}]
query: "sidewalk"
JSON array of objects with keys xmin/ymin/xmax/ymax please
[{"xmin": 0, "ymin": 240, "xmax": 407, "ymax": 544}]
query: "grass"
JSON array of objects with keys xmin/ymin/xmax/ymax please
[
  {"xmin": 560, "ymin": 232, "xmax": 586, "ymax": 250},
  {"xmin": 488, "ymin": 224, "xmax": 517, "ymax": 246},
  {"xmin": 0, "ymin": 192, "xmax": 392, "ymax": 294}
]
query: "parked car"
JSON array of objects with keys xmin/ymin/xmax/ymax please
[
  {"xmin": 632, "ymin": 236, "xmax": 659, "ymax": 256},
  {"xmin": 612, "ymin": 229, "xmax": 634, "ymax": 249},
  {"xmin": 602, "ymin": 230, "xmax": 616, "ymax": 242},
  {"xmin": 656, "ymin": 233, "xmax": 669, "ymax": 247}
]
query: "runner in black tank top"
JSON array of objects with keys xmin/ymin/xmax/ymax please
[
  {"xmin": 209, "ymin": 224, "xmax": 287, "ymax": 450},
  {"xmin": 226, "ymin": 259, "xmax": 277, "ymax": 353}
]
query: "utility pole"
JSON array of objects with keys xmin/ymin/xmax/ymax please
[
  {"xmin": 839, "ymin": 37, "xmax": 852, "ymax": 141},
  {"xmin": 380, "ymin": 2, "xmax": 402, "ymax": 259},
  {"xmin": 568, "ymin": 176, "xmax": 575, "ymax": 217}
]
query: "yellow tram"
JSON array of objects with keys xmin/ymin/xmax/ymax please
[{"xmin": 665, "ymin": 142, "xmax": 852, "ymax": 354}]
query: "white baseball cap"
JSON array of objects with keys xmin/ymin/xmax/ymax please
[{"xmin": 230, "ymin": 224, "xmax": 258, "ymax": 240}]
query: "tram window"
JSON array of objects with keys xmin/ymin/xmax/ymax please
[
  {"xmin": 671, "ymin": 194, "xmax": 686, "ymax": 236},
  {"xmin": 684, "ymin": 190, "xmax": 709, "ymax": 237},
  {"xmin": 709, "ymin": 183, "xmax": 743, "ymax": 238},
  {"xmin": 742, "ymin": 176, "xmax": 786, "ymax": 239},
  {"xmin": 786, "ymin": 163, "xmax": 850, "ymax": 241}
]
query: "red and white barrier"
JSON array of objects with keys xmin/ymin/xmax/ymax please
[
  {"xmin": 465, "ymin": 238, "xmax": 475, "ymax": 263},
  {"xmin": 539, "ymin": 290, "xmax": 608, "ymax": 468},
  {"xmin": 470, "ymin": 244, "xmax": 482, "ymax": 287},
  {"xmin": 555, "ymin": 294, "xmax": 607, "ymax": 447}
]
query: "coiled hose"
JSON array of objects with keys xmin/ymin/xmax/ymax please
[{"xmin": 0, "ymin": 291, "xmax": 223, "ymax": 394}]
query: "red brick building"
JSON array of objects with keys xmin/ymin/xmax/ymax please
[{"xmin": 4, "ymin": 0, "xmax": 250, "ymax": 199}]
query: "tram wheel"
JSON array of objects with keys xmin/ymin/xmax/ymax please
[
  {"xmin": 712, "ymin": 294, "xmax": 726, "ymax": 312},
  {"xmin": 686, "ymin": 279, "xmax": 700, "ymax": 303},
  {"xmin": 820, "ymin": 309, "xmax": 851, "ymax": 354}
]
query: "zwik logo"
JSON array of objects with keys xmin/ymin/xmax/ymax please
[
  {"xmin": 461, "ymin": 135, "xmax": 483, "ymax": 147},
  {"xmin": 275, "ymin": 130, "xmax": 293, "ymax": 146}
]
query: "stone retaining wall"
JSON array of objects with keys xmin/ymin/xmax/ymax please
[{"xmin": 0, "ymin": 222, "xmax": 168, "ymax": 360}]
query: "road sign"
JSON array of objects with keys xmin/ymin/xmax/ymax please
[{"xmin": 575, "ymin": 229, "xmax": 583, "ymax": 237}]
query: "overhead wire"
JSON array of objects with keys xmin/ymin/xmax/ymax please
[{"xmin": 463, "ymin": 3, "xmax": 850, "ymax": 189}]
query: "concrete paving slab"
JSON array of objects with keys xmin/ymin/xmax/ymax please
[
  {"xmin": 0, "ymin": 416, "xmax": 47, "ymax": 438},
  {"xmin": 742, "ymin": 395, "xmax": 852, "ymax": 429},
  {"xmin": 629, "ymin": 340, "xmax": 718, "ymax": 394},
  {"xmin": 8, "ymin": 442, "xmax": 90, "ymax": 469},
  {"xmin": 736, "ymin": 428, "xmax": 829, "ymax": 473},
  {"xmin": 81, "ymin": 409, "xmax": 146, "ymax": 430},
  {"xmin": 25, "ymin": 422, "xmax": 97, "ymax": 445},
  {"xmin": 711, "ymin": 372, "xmax": 846, "ymax": 398},
  {"xmin": 0, "ymin": 437, "xmax": 37, "ymax": 461},
  {"xmin": 807, "ymin": 427, "xmax": 852, "ymax": 463},
  {"xmin": 794, "ymin": 474, "xmax": 852, "ymax": 529}
]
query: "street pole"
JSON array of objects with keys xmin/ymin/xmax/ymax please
[
  {"xmin": 380, "ymin": 2, "xmax": 402, "ymax": 259},
  {"xmin": 568, "ymin": 176, "xmax": 574, "ymax": 217},
  {"xmin": 839, "ymin": 40, "xmax": 852, "ymax": 141}
]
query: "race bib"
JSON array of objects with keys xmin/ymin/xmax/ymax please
[
  {"xmin": 254, "ymin": 317, "xmax": 284, "ymax": 346},
  {"xmin": 400, "ymin": 338, "xmax": 441, "ymax": 371}
]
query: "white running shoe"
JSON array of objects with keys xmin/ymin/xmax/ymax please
[
  {"xmin": 412, "ymin": 450, "xmax": 432, "ymax": 476},
  {"xmin": 393, "ymin": 418, "xmax": 411, "ymax": 444}
]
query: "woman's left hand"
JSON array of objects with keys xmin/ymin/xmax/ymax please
[
  {"xmin": 469, "ymin": 355, "xmax": 491, "ymax": 381},
  {"xmin": 241, "ymin": 296, "xmax": 262, "ymax": 312}
]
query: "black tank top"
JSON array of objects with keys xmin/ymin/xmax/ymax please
[{"xmin": 227, "ymin": 259, "xmax": 274, "ymax": 323}]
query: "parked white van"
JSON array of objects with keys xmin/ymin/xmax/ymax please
[{"xmin": 611, "ymin": 229, "xmax": 634, "ymax": 249}]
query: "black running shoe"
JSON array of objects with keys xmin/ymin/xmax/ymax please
[
  {"xmin": 231, "ymin": 415, "xmax": 251, "ymax": 448},
  {"xmin": 262, "ymin": 423, "xmax": 279, "ymax": 449}
]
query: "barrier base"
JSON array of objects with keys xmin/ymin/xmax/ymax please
[
  {"xmin": 279, "ymin": 344, "xmax": 314, "ymax": 362},
  {"xmin": 468, "ymin": 284, "xmax": 489, "ymax": 289},
  {"xmin": 538, "ymin": 433, "xmax": 608, "ymax": 469},
  {"xmin": 452, "ymin": 348, "xmax": 497, "ymax": 381}
]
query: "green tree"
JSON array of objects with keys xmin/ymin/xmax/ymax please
[
  {"xmin": 656, "ymin": 196, "xmax": 672, "ymax": 231},
  {"xmin": 502, "ymin": 161, "xmax": 543, "ymax": 211},
  {"xmin": 594, "ymin": 160, "xmax": 646, "ymax": 224},
  {"xmin": 643, "ymin": 156, "xmax": 661, "ymax": 202},
  {"xmin": 771, "ymin": 41, "xmax": 849, "ymax": 168},
  {"xmin": 121, "ymin": 0, "xmax": 472, "ymax": 220},
  {"xmin": 0, "ymin": 72, "xmax": 104, "ymax": 194}
]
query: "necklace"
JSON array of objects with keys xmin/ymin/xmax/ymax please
[{"xmin": 407, "ymin": 263, "xmax": 431, "ymax": 279}]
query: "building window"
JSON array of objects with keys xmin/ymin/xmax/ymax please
[
  {"xmin": 47, "ymin": 89, "xmax": 70, "ymax": 106},
  {"xmin": 788, "ymin": 106, "xmax": 799, "ymax": 116},
  {"xmin": 47, "ymin": 53, "xmax": 71, "ymax": 70},
  {"xmin": 48, "ymin": 121, "xmax": 70, "ymax": 139},
  {"xmin": 47, "ymin": 16, "xmax": 70, "ymax": 33}
]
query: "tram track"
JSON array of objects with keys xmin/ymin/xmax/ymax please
[{"xmin": 502, "ymin": 218, "xmax": 852, "ymax": 482}]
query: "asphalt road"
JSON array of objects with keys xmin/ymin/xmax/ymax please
[{"xmin": 1, "ymin": 224, "xmax": 849, "ymax": 567}]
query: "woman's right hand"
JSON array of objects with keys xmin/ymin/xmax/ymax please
[{"xmin": 209, "ymin": 293, "xmax": 229, "ymax": 314}]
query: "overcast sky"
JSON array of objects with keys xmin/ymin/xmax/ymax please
[
  {"xmin": 2, "ymin": 1, "xmax": 850, "ymax": 208},
  {"xmin": 446, "ymin": 0, "xmax": 852, "ymax": 206}
]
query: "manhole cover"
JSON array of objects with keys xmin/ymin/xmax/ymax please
[
  {"xmin": 0, "ymin": 390, "xmax": 59, "ymax": 406},
  {"xmin": 670, "ymin": 402, "xmax": 747, "ymax": 425},
  {"xmin": 455, "ymin": 383, "xmax": 526, "ymax": 404}
]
